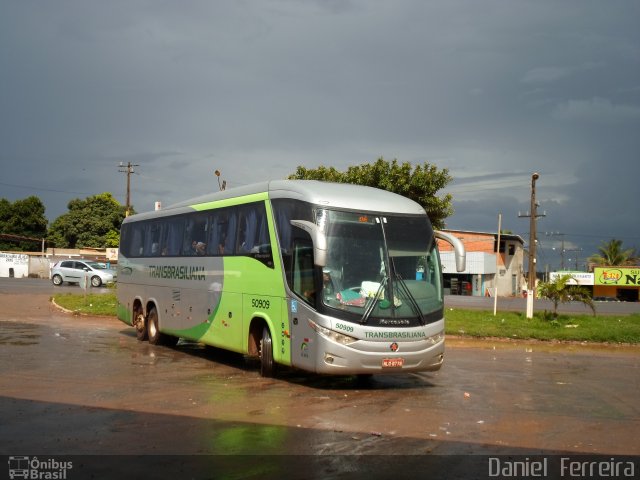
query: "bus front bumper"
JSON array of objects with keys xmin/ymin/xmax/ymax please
[{"xmin": 311, "ymin": 335, "xmax": 445, "ymax": 375}]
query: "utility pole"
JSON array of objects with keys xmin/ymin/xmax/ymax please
[
  {"xmin": 518, "ymin": 173, "xmax": 545, "ymax": 318},
  {"xmin": 546, "ymin": 231, "xmax": 566, "ymax": 270},
  {"xmin": 566, "ymin": 248, "xmax": 583, "ymax": 270},
  {"xmin": 493, "ymin": 213, "xmax": 502, "ymax": 316},
  {"xmin": 119, "ymin": 162, "xmax": 139, "ymax": 216}
]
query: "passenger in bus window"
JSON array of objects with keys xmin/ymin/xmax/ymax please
[
  {"xmin": 195, "ymin": 242, "xmax": 206, "ymax": 256},
  {"xmin": 217, "ymin": 232, "xmax": 227, "ymax": 255}
]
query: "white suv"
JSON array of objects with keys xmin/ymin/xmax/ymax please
[{"xmin": 51, "ymin": 260, "xmax": 117, "ymax": 287}]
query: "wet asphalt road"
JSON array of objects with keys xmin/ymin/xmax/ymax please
[{"xmin": 1, "ymin": 279, "xmax": 639, "ymax": 478}]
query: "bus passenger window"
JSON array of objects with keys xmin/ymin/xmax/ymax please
[
  {"xmin": 161, "ymin": 218, "xmax": 183, "ymax": 256},
  {"xmin": 130, "ymin": 225, "xmax": 144, "ymax": 257}
]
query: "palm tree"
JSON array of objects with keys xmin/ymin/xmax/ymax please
[
  {"xmin": 537, "ymin": 274, "xmax": 595, "ymax": 318},
  {"xmin": 588, "ymin": 239, "xmax": 637, "ymax": 268}
]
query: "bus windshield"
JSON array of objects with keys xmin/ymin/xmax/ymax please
[{"xmin": 319, "ymin": 210, "xmax": 442, "ymax": 325}]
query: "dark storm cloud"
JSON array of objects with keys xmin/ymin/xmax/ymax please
[{"xmin": 0, "ymin": 0, "xmax": 638, "ymax": 268}]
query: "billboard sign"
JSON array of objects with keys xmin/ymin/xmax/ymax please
[
  {"xmin": 594, "ymin": 267, "xmax": 640, "ymax": 286},
  {"xmin": 549, "ymin": 272, "xmax": 594, "ymax": 286}
]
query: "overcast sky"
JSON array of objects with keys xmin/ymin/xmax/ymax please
[{"xmin": 1, "ymin": 0, "xmax": 639, "ymax": 270}]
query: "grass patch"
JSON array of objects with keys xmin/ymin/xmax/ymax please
[
  {"xmin": 52, "ymin": 292, "xmax": 640, "ymax": 344},
  {"xmin": 445, "ymin": 308, "xmax": 640, "ymax": 344},
  {"xmin": 52, "ymin": 292, "xmax": 118, "ymax": 316}
]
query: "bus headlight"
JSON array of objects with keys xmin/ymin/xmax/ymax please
[
  {"xmin": 427, "ymin": 332, "xmax": 444, "ymax": 345},
  {"xmin": 308, "ymin": 319, "xmax": 357, "ymax": 346}
]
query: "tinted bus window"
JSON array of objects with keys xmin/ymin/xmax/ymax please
[{"xmin": 161, "ymin": 216, "xmax": 184, "ymax": 256}]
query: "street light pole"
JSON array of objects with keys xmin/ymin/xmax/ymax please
[{"xmin": 215, "ymin": 170, "xmax": 226, "ymax": 191}]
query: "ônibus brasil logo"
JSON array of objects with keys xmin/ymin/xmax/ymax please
[{"xmin": 8, "ymin": 456, "xmax": 72, "ymax": 479}]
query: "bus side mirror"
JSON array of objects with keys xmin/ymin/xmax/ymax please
[
  {"xmin": 435, "ymin": 230, "xmax": 466, "ymax": 272},
  {"xmin": 290, "ymin": 220, "xmax": 327, "ymax": 268}
]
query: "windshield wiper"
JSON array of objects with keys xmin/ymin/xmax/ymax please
[
  {"xmin": 360, "ymin": 275, "xmax": 387, "ymax": 325},
  {"xmin": 394, "ymin": 272, "xmax": 426, "ymax": 325}
]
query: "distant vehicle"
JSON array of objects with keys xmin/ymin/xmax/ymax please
[
  {"xmin": 51, "ymin": 260, "xmax": 117, "ymax": 287},
  {"xmin": 593, "ymin": 296, "xmax": 620, "ymax": 302}
]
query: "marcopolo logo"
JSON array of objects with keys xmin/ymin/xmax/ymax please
[{"xmin": 8, "ymin": 456, "xmax": 72, "ymax": 479}]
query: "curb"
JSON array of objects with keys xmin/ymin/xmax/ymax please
[{"xmin": 50, "ymin": 297, "xmax": 84, "ymax": 316}]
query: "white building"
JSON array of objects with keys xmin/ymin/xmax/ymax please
[{"xmin": 0, "ymin": 253, "xmax": 29, "ymax": 278}]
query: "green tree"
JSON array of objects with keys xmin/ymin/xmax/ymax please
[
  {"xmin": 288, "ymin": 157, "xmax": 454, "ymax": 229},
  {"xmin": 48, "ymin": 193, "xmax": 127, "ymax": 248},
  {"xmin": 588, "ymin": 239, "xmax": 637, "ymax": 268},
  {"xmin": 0, "ymin": 196, "xmax": 48, "ymax": 251},
  {"xmin": 537, "ymin": 274, "xmax": 595, "ymax": 318}
]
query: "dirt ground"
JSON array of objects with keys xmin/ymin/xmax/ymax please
[{"xmin": 1, "ymin": 290, "xmax": 639, "ymax": 478}]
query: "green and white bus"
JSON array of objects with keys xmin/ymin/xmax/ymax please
[{"xmin": 117, "ymin": 180, "xmax": 465, "ymax": 377}]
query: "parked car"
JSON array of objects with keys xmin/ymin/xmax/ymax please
[
  {"xmin": 51, "ymin": 260, "xmax": 117, "ymax": 287},
  {"xmin": 593, "ymin": 296, "xmax": 620, "ymax": 302}
]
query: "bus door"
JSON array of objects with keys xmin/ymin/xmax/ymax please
[{"xmin": 287, "ymin": 237, "xmax": 319, "ymax": 371}]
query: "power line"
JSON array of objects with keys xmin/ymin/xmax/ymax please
[
  {"xmin": 445, "ymin": 178, "xmax": 529, "ymax": 194},
  {"xmin": 0, "ymin": 180, "xmax": 95, "ymax": 197}
]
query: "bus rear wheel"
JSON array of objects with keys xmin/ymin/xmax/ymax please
[
  {"xmin": 259, "ymin": 326, "xmax": 275, "ymax": 378},
  {"xmin": 147, "ymin": 306, "xmax": 178, "ymax": 347},
  {"xmin": 134, "ymin": 310, "xmax": 147, "ymax": 341},
  {"xmin": 147, "ymin": 307, "xmax": 162, "ymax": 345}
]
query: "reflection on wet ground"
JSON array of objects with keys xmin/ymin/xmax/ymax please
[
  {"xmin": 1, "ymin": 295, "xmax": 639, "ymax": 466},
  {"xmin": 4, "ymin": 398, "xmax": 599, "ymax": 479},
  {"xmin": 0, "ymin": 321, "xmax": 41, "ymax": 346}
]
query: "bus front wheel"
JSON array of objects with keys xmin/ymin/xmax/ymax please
[{"xmin": 259, "ymin": 327, "xmax": 275, "ymax": 378}]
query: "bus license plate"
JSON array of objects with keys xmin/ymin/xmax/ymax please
[{"xmin": 382, "ymin": 358, "xmax": 404, "ymax": 368}]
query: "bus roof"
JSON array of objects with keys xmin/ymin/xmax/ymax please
[{"xmin": 125, "ymin": 180, "xmax": 426, "ymax": 223}]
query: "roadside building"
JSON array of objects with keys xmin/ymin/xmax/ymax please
[
  {"xmin": 437, "ymin": 229, "xmax": 526, "ymax": 297},
  {"xmin": 0, "ymin": 247, "xmax": 117, "ymax": 279},
  {"xmin": 544, "ymin": 268, "xmax": 639, "ymax": 302},
  {"xmin": 0, "ymin": 252, "xmax": 29, "ymax": 278},
  {"xmin": 592, "ymin": 266, "xmax": 640, "ymax": 302}
]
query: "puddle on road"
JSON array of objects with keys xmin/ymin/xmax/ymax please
[
  {"xmin": 0, "ymin": 321, "xmax": 41, "ymax": 346},
  {"xmin": 447, "ymin": 336, "xmax": 640, "ymax": 355}
]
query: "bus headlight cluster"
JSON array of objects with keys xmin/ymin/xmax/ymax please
[
  {"xmin": 308, "ymin": 319, "xmax": 357, "ymax": 346},
  {"xmin": 427, "ymin": 332, "xmax": 444, "ymax": 345}
]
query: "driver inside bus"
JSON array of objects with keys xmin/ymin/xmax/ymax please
[
  {"xmin": 322, "ymin": 267, "xmax": 342, "ymax": 303},
  {"xmin": 195, "ymin": 242, "xmax": 206, "ymax": 256}
]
